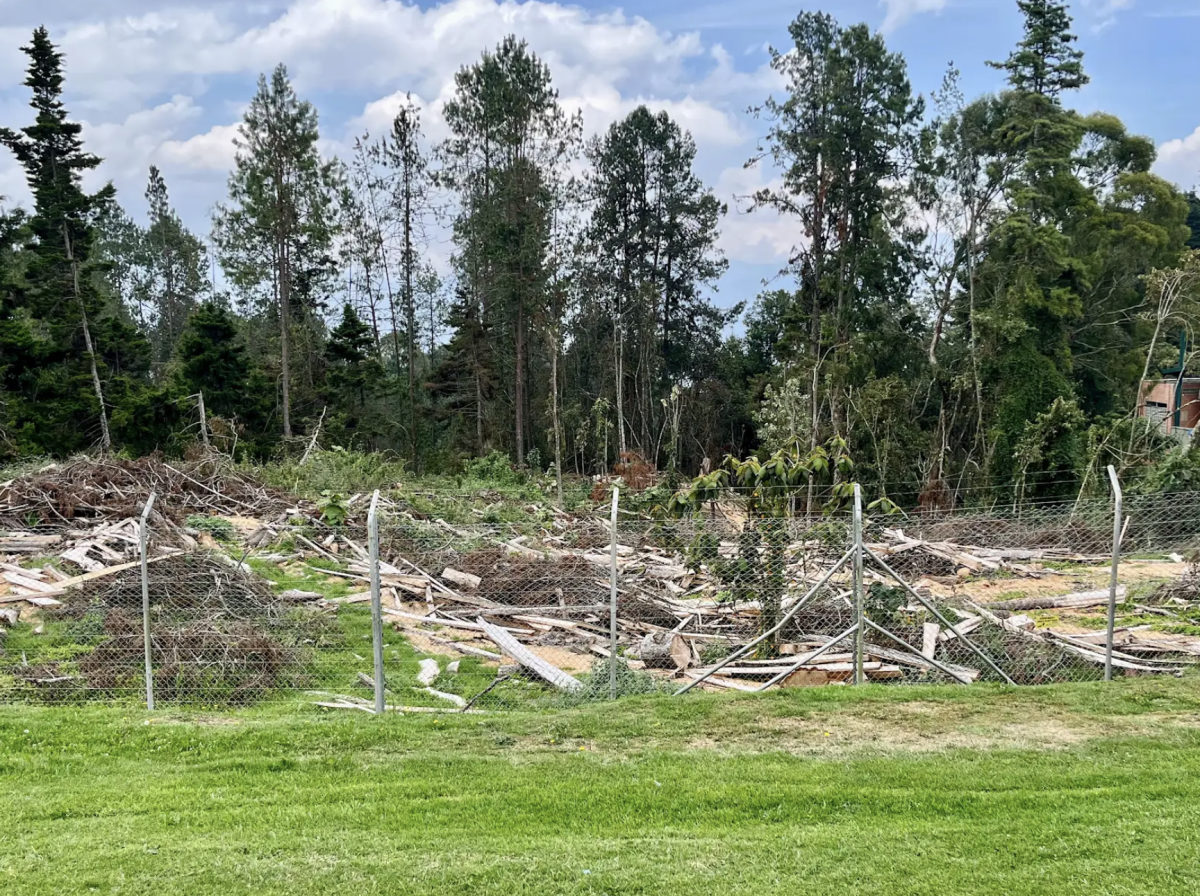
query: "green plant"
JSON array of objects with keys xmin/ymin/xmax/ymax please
[
  {"xmin": 315, "ymin": 490, "xmax": 349, "ymax": 527},
  {"xmin": 185, "ymin": 515, "xmax": 236, "ymax": 541}
]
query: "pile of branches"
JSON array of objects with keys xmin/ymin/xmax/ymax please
[
  {"xmin": 11, "ymin": 554, "xmax": 336, "ymax": 704},
  {"xmin": 1, "ymin": 454, "xmax": 301, "ymax": 525}
]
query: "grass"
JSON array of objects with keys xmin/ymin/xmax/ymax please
[{"xmin": 3, "ymin": 678, "xmax": 1200, "ymax": 895}]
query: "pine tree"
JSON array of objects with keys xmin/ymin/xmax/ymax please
[
  {"xmin": 144, "ymin": 166, "xmax": 208, "ymax": 364},
  {"xmin": 213, "ymin": 64, "xmax": 340, "ymax": 440},
  {"xmin": 173, "ymin": 300, "xmax": 273, "ymax": 454},
  {"xmin": 327, "ymin": 303, "xmax": 380, "ymax": 407},
  {"xmin": 0, "ymin": 27, "xmax": 117, "ymax": 450},
  {"xmin": 583, "ymin": 106, "xmax": 728, "ymax": 460},
  {"xmin": 440, "ymin": 36, "xmax": 581, "ymax": 465},
  {"xmin": 382, "ymin": 97, "xmax": 432, "ymax": 468},
  {"xmin": 988, "ymin": 0, "xmax": 1088, "ymax": 98}
]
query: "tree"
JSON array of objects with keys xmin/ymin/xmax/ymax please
[
  {"xmin": 327, "ymin": 303, "xmax": 382, "ymax": 409},
  {"xmin": 382, "ymin": 98, "xmax": 434, "ymax": 466},
  {"xmin": 581, "ymin": 106, "xmax": 729, "ymax": 464},
  {"xmin": 173, "ymin": 300, "xmax": 271, "ymax": 455},
  {"xmin": 440, "ymin": 35, "xmax": 581, "ymax": 465},
  {"xmin": 0, "ymin": 27, "xmax": 117, "ymax": 450},
  {"xmin": 143, "ymin": 166, "xmax": 208, "ymax": 365},
  {"xmin": 213, "ymin": 64, "xmax": 340, "ymax": 440},
  {"xmin": 987, "ymin": 0, "xmax": 1088, "ymax": 98},
  {"xmin": 746, "ymin": 11, "xmax": 925, "ymax": 509}
]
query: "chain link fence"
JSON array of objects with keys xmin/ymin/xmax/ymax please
[{"xmin": 3, "ymin": 479, "xmax": 1200, "ymax": 711}]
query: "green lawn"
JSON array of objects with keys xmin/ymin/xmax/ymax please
[{"xmin": 4, "ymin": 679, "xmax": 1200, "ymax": 895}]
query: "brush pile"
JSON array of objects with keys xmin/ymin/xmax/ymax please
[
  {"xmin": 2, "ymin": 553, "xmax": 337, "ymax": 704},
  {"xmin": 0, "ymin": 454, "xmax": 303, "ymax": 525}
]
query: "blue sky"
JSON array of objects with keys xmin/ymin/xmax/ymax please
[{"xmin": 1, "ymin": 0, "xmax": 1197, "ymax": 313}]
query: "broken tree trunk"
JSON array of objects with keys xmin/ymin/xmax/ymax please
[
  {"xmin": 476, "ymin": 616, "xmax": 583, "ymax": 693},
  {"xmin": 638, "ymin": 631, "xmax": 691, "ymax": 670},
  {"xmin": 983, "ymin": 587, "xmax": 1127, "ymax": 612}
]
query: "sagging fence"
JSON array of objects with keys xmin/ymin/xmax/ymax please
[{"xmin": 3, "ymin": 467, "xmax": 1200, "ymax": 711}]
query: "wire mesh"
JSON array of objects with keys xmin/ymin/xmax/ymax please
[{"xmin": 3, "ymin": 488, "xmax": 1199, "ymax": 710}]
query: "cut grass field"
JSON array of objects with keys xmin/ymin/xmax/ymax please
[{"xmin": 4, "ymin": 678, "xmax": 1200, "ymax": 895}]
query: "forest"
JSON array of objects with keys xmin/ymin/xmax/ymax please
[{"xmin": 3, "ymin": 0, "xmax": 1200, "ymax": 508}]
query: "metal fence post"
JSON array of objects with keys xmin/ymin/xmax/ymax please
[
  {"xmin": 368, "ymin": 490, "xmax": 385, "ymax": 713},
  {"xmin": 852, "ymin": 483, "xmax": 865, "ymax": 686},
  {"xmin": 1106, "ymin": 465, "xmax": 1123, "ymax": 682},
  {"xmin": 139, "ymin": 491, "xmax": 157, "ymax": 711},
  {"xmin": 609, "ymin": 486, "xmax": 620, "ymax": 700}
]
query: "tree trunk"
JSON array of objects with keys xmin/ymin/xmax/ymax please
[
  {"xmin": 404, "ymin": 167, "xmax": 419, "ymax": 471},
  {"xmin": 63, "ymin": 224, "xmax": 111, "ymax": 451},
  {"xmin": 551, "ymin": 322, "xmax": 564, "ymax": 508},
  {"xmin": 515, "ymin": 296, "xmax": 526, "ymax": 466},
  {"xmin": 280, "ymin": 236, "xmax": 292, "ymax": 439},
  {"xmin": 614, "ymin": 311, "xmax": 627, "ymax": 461}
]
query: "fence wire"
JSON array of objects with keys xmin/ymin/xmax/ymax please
[{"xmin": 3, "ymin": 485, "xmax": 1200, "ymax": 710}]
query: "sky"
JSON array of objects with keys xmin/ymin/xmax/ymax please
[{"xmin": 0, "ymin": 0, "xmax": 1198, "ymax": 311}]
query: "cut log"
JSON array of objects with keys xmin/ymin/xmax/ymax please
[
  {"xmin": 441, "ymin": 567, "xmax": 482, "ymax": 590},
  {"xmin": 277, "ymin": 589, "xmax": 324, "ymax": 602},
  {"xmin": 983, "ymin": 587, "xmax": 1126, "ymax": 612},
  {"xmin": 780, "ymin": 668, "xmax": 837, "ymax": 687},
  {"xmin": 475, "ymin": 617, "xmax": 583, "ymax": 693},
  {"xmin": 638, "ymin": 632, "xmax": 692, "ymax": 670}
]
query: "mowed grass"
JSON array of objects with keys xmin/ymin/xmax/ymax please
[{"xmin": 3, "ymin": 679, "xmax": 1200, "ymax": 895}]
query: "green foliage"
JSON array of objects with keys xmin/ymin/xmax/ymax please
[
  {"xmin": 315, "ymin": 490, "xmax": 349, "ymax": 527},
  {"xmin": 463, "ymin": 450, "xmax": 523, "ymax": 487},
  {"xmin": 185, "ymin": 515, "xmax": 236, "ymax": 541},
  {"xmin": 250, "ymin": 448, "xmax": 407, "ymax": 500}
]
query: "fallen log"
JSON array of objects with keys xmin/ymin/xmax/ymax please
[
  {"xmin": 475, "ymin": 616, "xmax": 583, "ymax": 693},
  {"xmin": 441, "ymin": 567, "xmax": 482, "ymax": 590},
  {"xmin": 638, "ymin": 631, "xmax": 691, "ymax": 670},
  {"xmin": 983, "ymin": 587, "xmax": 1127, "ymax": 612}
]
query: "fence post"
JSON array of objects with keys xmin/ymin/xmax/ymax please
[
  {"xmin": 1106, "ymin": 465, "xmax": 1123, "ymax": 683},
  {"xmin": 852, "ymin": 483, "xmax": 865, "ymax": 686},
  {"xmin": 609, "ymin": 486, "xmax": 620, "ymax": 700},
  {"xmin": 368, "ymin": 490, "xmax": 385, "ymax": 713},
  {"xmin": 139, "ymin": 491, "xmax": 157, "ymax": 711}
]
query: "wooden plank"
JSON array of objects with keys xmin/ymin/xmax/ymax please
[
  {"xmin": 921, "ymin": 622, "xmax": 940, "ymax": 660},
  {"xmin": 3, "ymin": 571, "xmax": 58, "ymax": 593},
  {"xmin": 442, "ymin": 567, "xmax": 482, "ymax": 590},
  {"xmin": 476, "ymin": 616, "xmax": 583, "ymax": 693}
]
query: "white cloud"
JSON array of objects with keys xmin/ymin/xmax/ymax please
[
  {"xmin": 1083, "ymin": 0, "xmax": 1135, "ymax": 31},
  {"xmin": 1155, "ymin": 125, "xmax": 1200, "ymax": 191},
  {"xmin": 879, "ymin": 0, "xmax": 949, "ymax": 34},
  {"xmin": 0, "ymin": 0, "xmax": 787, "ymax": 270},
  {"xmin": 713, "ymin": 164, "xmax": 796, "ymax": 266},
  {"xmin": 158, "ymin": 123, "xmax": 241, "ymax": 173}
]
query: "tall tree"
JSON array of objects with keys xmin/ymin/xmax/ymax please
[
  {"xmin": 213, "ymin": 64, "xmax": 340, "ymax": 440},
  {"xmin": 582, "ymin": 106, "xmax": 729, "ymax": 465},
  {"xmin": 746, "ymin": 12, "xmax": 924, "ymax": 507},
  {"xmin": 383, "ymin": 97, "xmax": 435, "ymax": 468},
  {"xmin": 987, "ymin": 0, "xmax": 1088, "ymax": 98},
  {"xmin": 0, "ymin": 27, "xmax": 117, "ymax": 450},
  {"xmin": 439, "ymin": 36, "xmax": 581, "ymax": 464},
  {"xmin": 143, "ymin": 166, "xmax": 208, "ymax": 365}
]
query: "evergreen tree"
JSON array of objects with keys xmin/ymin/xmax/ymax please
[
  {"xmin": 0, "ymin": 27, "xmax": 118, "ymax": 451},
  {"xmin": 143, "ymin": 166, "xmax": 208, "ymax": 365},
  {"xmin": 581, "ymin": 106, "xmax": 729, "ymax": 462},
  {"xmin": 327, "ymin": 303, "xmax": 381, "ymax": 408},
  {"xmin": 988, "ymin": 0, "xmax": 1088, "ymax": 98},
  {"xmin": 174, "ymin": 300, "xmax": 271, "ymax": 454},
  {"xmin": 440, "ymin": 36, "xmax": 581, "ymax": 465},
  {"xmin": 213, "ymin": 64, "xmax": 340, "ymax": 440}
]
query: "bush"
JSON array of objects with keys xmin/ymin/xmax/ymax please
[{"xmin": 248, "ymin": 448, "xmax": 407, "ymax": 499}]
